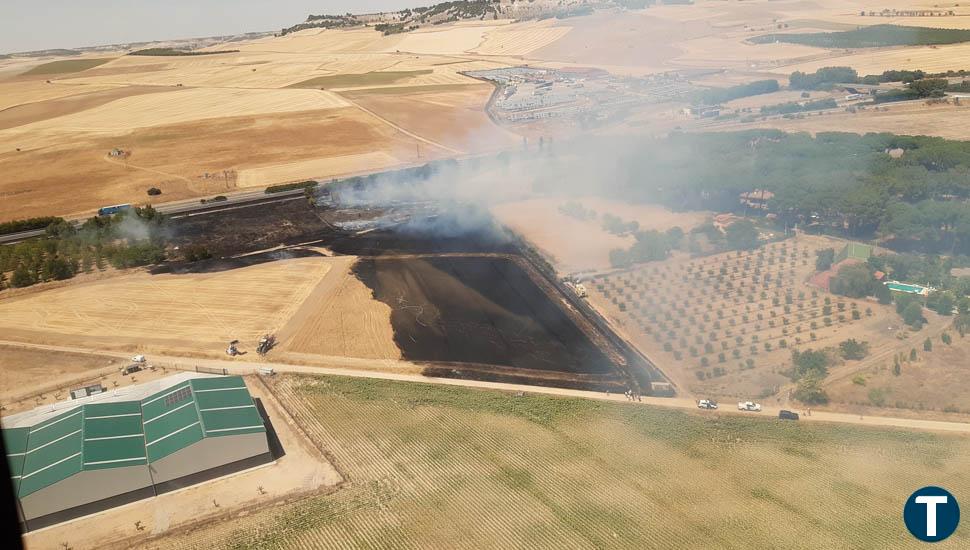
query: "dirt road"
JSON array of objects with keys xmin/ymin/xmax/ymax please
[{"xmin": 2, "ymin": 339, "xmax": 969, "ymax": 434}]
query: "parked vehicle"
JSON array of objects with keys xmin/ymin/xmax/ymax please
[
  {"xmin": 737, "ymin": 401, "xmax": 762, "ymax": 412},
  {"xmin": 779, "ymin": 410, "xmax": 800, "ymax": 421},
  {"xmin": 131, "ymin": 354, "xmax": 146, "ymax": 363},
  {"xmin": 122, "ymin": 364, "xmax": 142, "ymax": 376},
  {"xmin": 697, "ymin": 399, "xmax": 718, "ymax": 410},
  {"xmin": 97, "ymin": 203, "xmax": 131, "ymax": 216}
]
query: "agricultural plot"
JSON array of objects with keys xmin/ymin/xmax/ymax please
[
  {"xmin": 340, "ymin": 84, "xmax": 519, "ymax": 154},
  {"xmin": 286, "ymin": 70, "xmax": 433, "ymax": 89},
  {"xmin": 136, "ymin": 373, "xmax": 970, "ymax": 550},
  {"xmin": 0, "ymin": 257, "xmax": 332, "ymax": 354},
  {"xmin": 349, "ymin": 256, "xmax": 623, "ymax": 390},
  {"xmin": 712, "ymin": 101, "xmax": 970, "ymax": 142},
  {"xmin": 21, "ymin": 58, "xmax": 114, "ymax": 76},
  {"xmin": 3, "ymin": 87, "xmax": 349, "ymax": 135},
  {"xmin": 585, "ymin": 236, "xmax": 905, "ymax": 400}
]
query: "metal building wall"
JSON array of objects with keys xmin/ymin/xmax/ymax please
[
  {"xmin": 19, "ymin": 464, "xmax": 154, "ymax": 528},
  {"xmin": 148, "ymin": 432, "xmax": 271, "ymax": 485}
]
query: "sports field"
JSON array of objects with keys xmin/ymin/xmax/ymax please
[{"xmin": 135, "ymin": 373, "xmax": 970, "ymax": 549}]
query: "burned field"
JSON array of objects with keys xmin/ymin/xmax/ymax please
[
  {"xmin": 354, "ymin": 256, "xmax": 620, "ymax": 389},
  {"xmin": 164, "ymin": 200, "xmax": 658, "ymax": 392}
]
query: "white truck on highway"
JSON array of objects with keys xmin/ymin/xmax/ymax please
[{"xmin": 737, "ymin": 401, "xmax": 762, "ymax": 412}]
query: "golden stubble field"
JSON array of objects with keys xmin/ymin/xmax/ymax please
[
  {"xmin": 132, "ymin": 373, "xmax": 970, "ymax": 549},
  {"xmin": 0, "ymin": 257, "xmax": 333, "ymax": 354}
]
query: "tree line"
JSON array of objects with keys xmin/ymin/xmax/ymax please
[
  {"xmin": 692, "ymin": 79, "xmax": 779, "ymax": 106},
  {"xmin": 0, "ymin": 207, "xmax": 167, "ymax": 292},
  {"xmin": 789, "ymin": 66, "xmax": 969, "ymax": 90},
  {"xmin": 604, "ymin": 130, "xmax": 970, "ymax": 257}
]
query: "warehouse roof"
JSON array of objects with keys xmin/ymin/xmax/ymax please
[{"xmin": 3, "ymin": 374, "xmax": 264, "ymax": 498}]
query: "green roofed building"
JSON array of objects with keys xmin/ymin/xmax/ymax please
[
  {"xmin": 836, "ymin": 242, "xmax": 872, "ymax": 263},
  {"xmin": 2, "ymin": 373, "xmax": 273, "ymax": 531}
]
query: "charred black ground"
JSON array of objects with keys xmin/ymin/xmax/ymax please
[
  {"xmin": 164, "ymin": 199, "xmax": 665, "ymax": 393},
  {"xmin": 354, "ymin": 256, "xmax": 621, "ymax": 388}
]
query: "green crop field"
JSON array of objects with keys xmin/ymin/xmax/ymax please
[
  {"xmin": 752, "ymin": 24, "xmax": 970, "ymax": 48},
  {"xmin": 22, "ymin": 58, "xmax": 113, "ymax": 76},
  {"xmin": 152, "ymin": 374, "xmax": 970, "ymax": 549},
  {"xmin": 286, "ymin": 70, "xmax": 433, "ymax": 89}
]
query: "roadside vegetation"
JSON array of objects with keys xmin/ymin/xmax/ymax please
[
  {"xmin": 0, "ymin": 216, "xmax": 64, "ymax": 236},
  {"xmin": 760, "ymin": 98, "xmax": 837, "ymax": 115}
]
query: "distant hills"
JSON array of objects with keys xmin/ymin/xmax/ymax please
[{"xmin": 279, "ymin": 0, "xmax": 664, "ymax": 37}]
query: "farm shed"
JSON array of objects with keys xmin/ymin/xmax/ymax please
[{"xmin": 3, "ymin": 373, "xmax": 272, "ymax": 531}]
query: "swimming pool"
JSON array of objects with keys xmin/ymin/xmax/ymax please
[{"xmin": 885, "ymin": 281, "xmax": 930, "ymax": 295}]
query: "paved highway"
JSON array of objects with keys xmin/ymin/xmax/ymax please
[{"xmin": 0, "ymin": 187, "xmax": 307, "ymax": 245}]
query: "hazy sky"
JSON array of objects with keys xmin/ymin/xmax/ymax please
[{"xmin": 0, "ymin": 1, "xmax": 426, "ymax": 54}]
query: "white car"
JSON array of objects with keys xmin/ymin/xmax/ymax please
[
  {"xmin": 131, "ymin": 354, "xmax": 146, "ymax": 363},
  {"xmin": 697, "ymin": 399, "xmax": 718, "ymax": 410},
  {"xmin": 738, "ymin": 401, "xmax": 762, "ymax": 412}
]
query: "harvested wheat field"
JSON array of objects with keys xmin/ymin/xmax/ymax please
[
  {"xmin": 134, "ymin": 373, "xmax": 970, "ymax": 549},
  {"xmin": 0, "ymin": 81, "xmax": 124, "ymax": 111},
  {"xmin": 236, "ymin": 151, "xmax": 402, "ymax": 188},
  {"xmin": 0, "ymin": 257, "xmax": 332, "ymax": 354},
  {"xmin": 0, "ymin": 106, "xmax": 422, "ymax": 220},
  {"xmin": 0, "ymin": 85, "xmax": 172, "ymax": 130},
  {"xmin": 341, "ymin": 84, "xmax": 520, "ymax": 154},
  {"xmin": 278, "ymin": 256, "xmax": 402, "ymax": 362},
  {"xmin": 777, "ymin": 41, "xmax": 970, "ymax": 76},
  {"xmin": 713, "ymin": 101, "xmax": 970, "ymax": 141},
  {"xmin": 4, "ymin": 87, "xmax": 349, "ymax": 135}
]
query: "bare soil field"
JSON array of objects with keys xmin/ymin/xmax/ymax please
[
  {"xmin": 0, "ymin": 345, "xmax": 118, "ymax": 403},
  {"xmin": 491, "ymin": 198, "xmax": 709, "ymax": 273},
  {"xmin": 25, "ymin": 376, "xmax": 342, "ymax": 550},
  {"xmin": 584, "ymin": 235, "xmax": 949, "ymax": 405},
  {"xmin": 132, "ymin": 373, "xmax": 970, "ymax": 549},
  {"xmin": 0, "ymin": 256, "xmax": 332, "ymax": 355}
]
